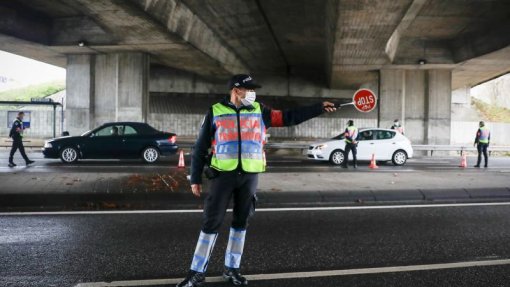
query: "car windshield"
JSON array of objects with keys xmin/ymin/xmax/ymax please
[
  {"xmin": 331, "ymin": 133, "xmax": 345, "ymax": 140},
  {"xmin": 81, "ymin": 130, "xmax": 93, "ymax": 137}
]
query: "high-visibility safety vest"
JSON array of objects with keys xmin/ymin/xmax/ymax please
[
  {"xmin": 210, "ymin": 102, "xmax": 266, "ymax": 173},
  {"xmin": 344, "ymin": 126, "xmax": 358, "ymax": 144},
  {"xmin": 478, "ymin": 127, "xmax": 490, "ymax": 144}
]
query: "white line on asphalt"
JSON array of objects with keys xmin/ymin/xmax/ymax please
[
  {"xmin": 2, "ymin": 202, "xmax": 510, "ymax": 216},
  {"xmin": 74, "ymin": 258, "xmax": 510, "ymax": 287}
]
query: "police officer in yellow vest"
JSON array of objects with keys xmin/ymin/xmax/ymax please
[
  {"xmin": 342, "ymin": 120, "xmax": 358, "ymax": 168},
  {"xmin": 391, "ymin": 119, "xmax": 404, "ymax": 135},
  {"xmin": 8, "ymin": 111, "xmax": 34, "ymax": 167},
  {"xmin": 474, "ymin": 121, "xmax": 490, "ymax": 168},
  {"xmin": 177, "ymin": 74, "xmax": 336, "ymax": 287}
]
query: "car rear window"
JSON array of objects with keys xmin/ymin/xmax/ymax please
[
  {"xmin": 123, "ymin": 125, "xmax": 138, "ymax": 135},
  {"xmin": 375, "ymin": 130, "xmax": 395, "ymax": 140}
]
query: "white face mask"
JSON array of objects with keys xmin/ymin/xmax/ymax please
[
  {"xmin": 394, "ymin": 122, "xmax": 400, "ymax": 126},
  {"xmin": 241, "ymin": 91, "xmax": 256, "ymax": 106}
]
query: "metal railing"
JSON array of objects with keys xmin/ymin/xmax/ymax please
[{"xmin": 412, "ymin": 145, "xmax": 510, "ymax": 156}]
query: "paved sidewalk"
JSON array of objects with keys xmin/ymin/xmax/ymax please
[{"xmin": 0, "ymin": 166, "xmax": 509, "ymax": 211}]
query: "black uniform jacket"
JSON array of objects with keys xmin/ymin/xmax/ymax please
[
  {"xmin": 9, "ymin": 118, "xmax": 23, "ymax": 140},
  {"xmin": 190, "ymin": 96, "xmax": 324, "ymax": 184}
]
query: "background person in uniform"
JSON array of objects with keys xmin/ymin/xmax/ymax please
[
  {"xmin": 8, "ymin": 111, "xmax": 34, "ymax": 167},
  {"xmin": 342, "ymin": 120, "xmax": 358, "ymax": 168},
  {"xmin": 474, "ymin": 120, "xmax": 490, "ymax": 168},
  {"xmin": 110, "ymin": 126, "xmax": 119, "ymax": 136},
  {"xmin": 177, "ymin": 74, "xmax": 336, "ymax": 287},
  {"xmin": 391, "ymin": 119, "xmax": 405, "ymax": 135}
]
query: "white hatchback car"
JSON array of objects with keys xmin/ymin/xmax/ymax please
[{"xmin": 307, "ymin": 128, "xmax": 413, "ymax": 166}]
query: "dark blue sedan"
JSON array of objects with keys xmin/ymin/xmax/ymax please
[{"xmin": 42, "ymin": 122, "xmax": 178, "ymax": 163}]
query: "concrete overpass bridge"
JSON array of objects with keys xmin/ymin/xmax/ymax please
[{"xmin": 1, "ymin": 0, "xmax": 509, "ymax": 143}]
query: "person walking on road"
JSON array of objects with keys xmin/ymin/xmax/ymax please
[
  {"xmin": 176, "ymin": 74, "xmax": 336, "ymax": 287},
  {"xmin": 342, "ymin": 120, "xmax": 358, "ymax": 169},
  {"xmin": 8, "ymin": 111, "xmax": 34, "ymax": 167},
  {"xmin": 391, "ymin": 119, "xmax": 405, "ymax": 135},
  {"xmin": 474, "ymin": 120, "xmax": 490, "ymax": 168}
]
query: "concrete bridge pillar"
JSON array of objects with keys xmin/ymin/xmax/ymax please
[
  {"xmin": 379, "ymin": 69, "xmax": 452, "ymax": 145},
  {"xmin": 65, "ymin": 52, "xmax": 149, "ymax": 135},
  {"xmin": 66, "ymin": 54, "xmax": 94, "ymax": 136}
]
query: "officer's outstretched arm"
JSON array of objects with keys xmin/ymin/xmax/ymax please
[{"xmin": 263, "ymin": 102, "xmax": 335, "ymax": 128}]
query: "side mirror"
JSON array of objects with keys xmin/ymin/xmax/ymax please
[{"xmin": 62, "ymin": 131, "xmax": 70, "ymax": 136}]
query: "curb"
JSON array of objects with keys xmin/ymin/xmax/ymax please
[{"xmin": 1, "ymin": 187, "xmax": 509, "ymax": 212}]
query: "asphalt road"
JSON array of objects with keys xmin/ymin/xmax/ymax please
[{"xmin": 2, "ymin": 203, "xmax": 510, "ymax": 287}]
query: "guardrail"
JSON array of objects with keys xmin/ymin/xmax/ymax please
[
  {"xmin": 182, "ymin": 141, "xmax": 510, "ymax": 156},
  {"xmin": 412, "ymin": 145, "xmax": 510, "ymax": 156}
]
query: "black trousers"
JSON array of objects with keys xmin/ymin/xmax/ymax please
[
  {"xmin": 202, "ymin": 171, "xmax": 258, "ymax": 233},
  {"xmin": 477, "ymin": 143, "xmax": 489, "ymax": 166},
  {"xmin": 343, "ymin": 142, "xmax": 357, "ymax": 167},
  {"xmin": 9, "ymin": 138, "xmax": 29, "ymax": 163}
]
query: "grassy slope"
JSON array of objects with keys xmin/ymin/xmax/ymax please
[
  {"xmin": 0, "ymin": 81, "xmax": 65, "ymax": 102},
  {"xmin": 471, "ymin": 98, "xmax": 510, "ymax": 123}
]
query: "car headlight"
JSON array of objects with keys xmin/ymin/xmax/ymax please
[
  {"xmin": 316, "ymin": 144, "xmax": 328, "ymax": 150},
  {"xmin": 44, "ymin": 141, "xmax": 53, "ymax": 149}
]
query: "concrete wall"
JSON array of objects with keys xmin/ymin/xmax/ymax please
[
  {"xmin": 147, "ymin": 93, "xmax": 377, "ymax": 140},
  {"xmin": 451, "ymin": 121, "xmax": 510, "ymax": 146},
  {"xmin": 147, "ymin": 112, "xmax": 377, "ymax": 140},
  {"xmin": 0, "ymin": 107, "xmax": 63, "ymax": 138}
]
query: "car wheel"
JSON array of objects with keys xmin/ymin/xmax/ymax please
[
  {"xmin": 142, "ymin": 146, "xmax": 160, "ymax": 163},
  {"xmin": 392, "ymin": 150, "xmax": 408, "ymax": 166},
  {"xmin": 60, "ymin": 147, "xmax": 78, "ymax": 163},
  {"xmin": 329, "ymin": 149, "xmax": 345, "ymax": 165}
]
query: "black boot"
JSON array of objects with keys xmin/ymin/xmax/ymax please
[
  {"xmin": 223, "ymin": 268, "xmax": 248, "ymax": 286},
  {"xmin": 26, "ymin": 160, "xmax": 35, "ymax": 165},
  {"xmin": 8, "ymin": 162, "xmax": 16, "ymax": 167},
  {"xmin": 176, "ymin": 270, "xmax": 205, "ymax": 287}
]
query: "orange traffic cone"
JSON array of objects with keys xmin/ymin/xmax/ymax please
[
  {"xmin": 459, "ymin": 153, "xmax": 467, "ymax": 168},
  {"xmin": 369, "ymin": 153, "xmax": 379, "ymax": 169},
  {"xmin": 177, "ymin": 150, "xmax": 185, "ymax": 168}
]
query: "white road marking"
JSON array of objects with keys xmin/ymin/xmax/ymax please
[
  {"xmin": 2, "ymin": 202, "xmax": 510, "ymax": 216},
  {"xmin": 74, "ymin": 258, "xmax": 510, "ymax": 286}
]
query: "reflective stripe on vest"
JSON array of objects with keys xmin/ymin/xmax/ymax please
[
  {"xmin": 479, "ymin": 127, "xmax": 490, "ymax": 144},
  {"xmin": 210, "ymin": 102, "xmax": 266, "ymax": 173},
  {"xmin": 344, "ymin": 126, "xmax": 357, "ymax": 143}
]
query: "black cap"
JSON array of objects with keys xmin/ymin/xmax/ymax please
[{"xmin": 228, "ymin": 74, "xmax": 262, "ymax": 90}]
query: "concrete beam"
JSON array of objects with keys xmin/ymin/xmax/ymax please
[
  {"xmin": 0, "ymin": 4, "xmax": 51, "ymax": 45},
  {"xmin": 51, "ymin": 16, "xmax": 115, "ymax": 46},
  {"xmin": 328, "ymin": 0, "xmax": 414, "ymax": 89},
  {"xmin": 63, "ymin": 0, "xmax": 248, "ymax": 78},
  {"xmin": 0, "ymin": 34, "xmax": 66, "ymax": 67},
  {"xmin": 451, "ymin": 22, "xmax": 510, "ymax": 64},
  {"xmin": 385, "ymin": 0, "xmax": 428, "ymax": 63},
  {"xmin": 131, "ymin": 0, "xmax": 248, "ymax": 76}
]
